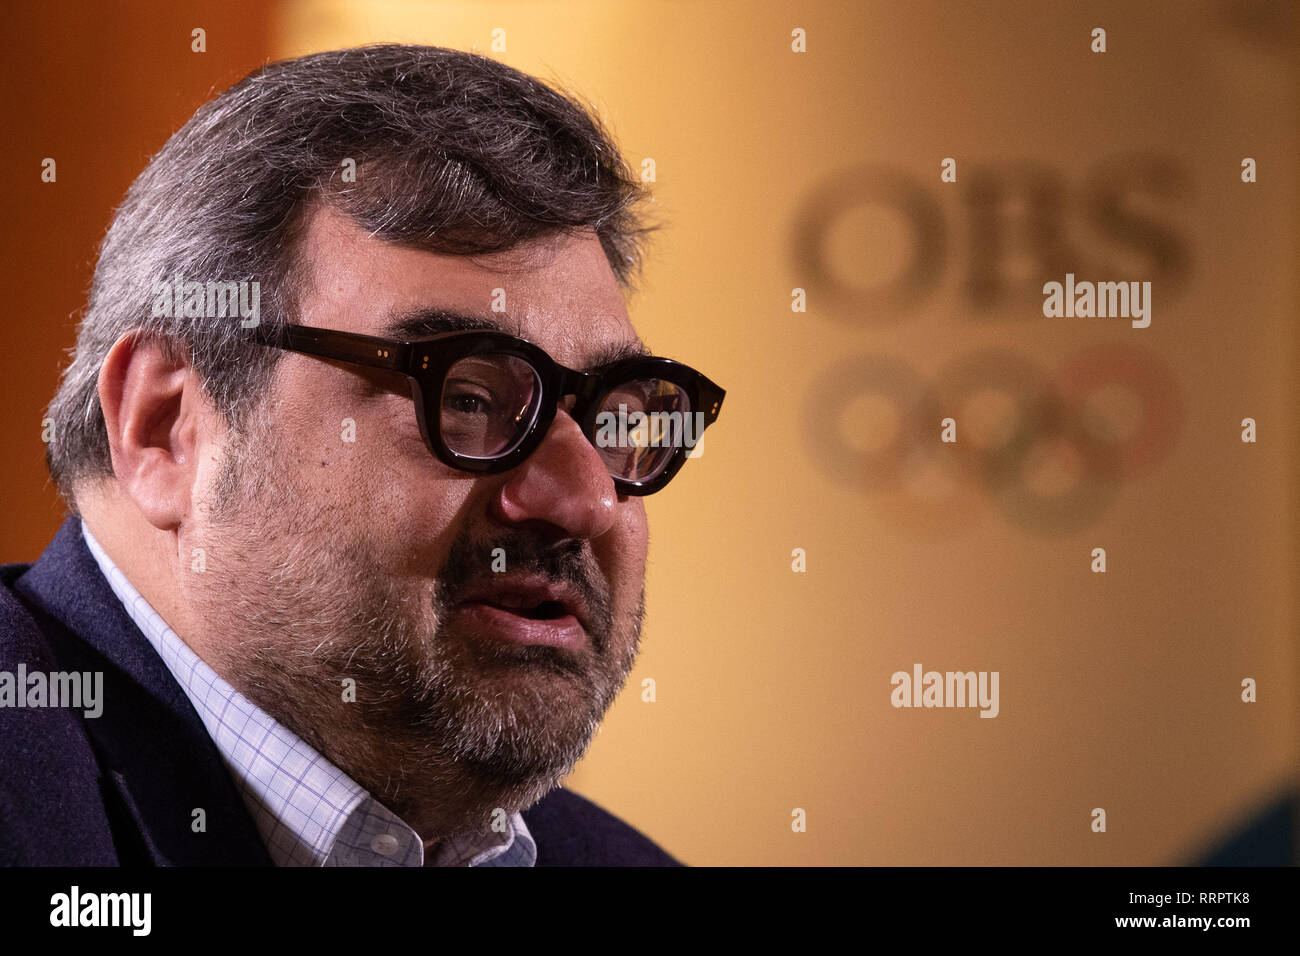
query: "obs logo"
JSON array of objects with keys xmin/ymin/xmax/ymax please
[
  {"xmin": 795, "ymin": 154, "xmax": 1189, "ymax": 535},
  {"xmin": 791, "ymin": 153, "xmax": 1190, "ymax": 320}
]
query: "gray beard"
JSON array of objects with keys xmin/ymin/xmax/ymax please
[{"xmin": 186, "ymin": 417, "xmax": 643, "ymax": 844}]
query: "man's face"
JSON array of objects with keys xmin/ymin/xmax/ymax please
[{"xmin": 184, "ymin": 205, "xmax": 649, "ymax": 832}]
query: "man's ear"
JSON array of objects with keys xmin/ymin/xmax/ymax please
[{"xmin": 98, "ymin": 332, "xmax": 216, "ymax": 531}]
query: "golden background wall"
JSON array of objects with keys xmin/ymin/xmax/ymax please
[{"xmin": 2, "ymin": 0, "xmax": 1295, "ymax": 865}]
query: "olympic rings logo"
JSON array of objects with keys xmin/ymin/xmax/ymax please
[{"xmin": 802, "ymin": 343, "xmax": 1182, "ymax": 536}]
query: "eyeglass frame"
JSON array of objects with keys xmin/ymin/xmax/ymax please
[{"xmin": 249, "ymin": 322, "xmax": 725, "ymax": 496}]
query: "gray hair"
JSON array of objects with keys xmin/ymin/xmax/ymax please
[{"xmin": 46, "ymin": 43, "xmax": 656, "ymax": 510}]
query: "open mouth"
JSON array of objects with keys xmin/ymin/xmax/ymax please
[
  {"xmin": 457, "ymin": 599, "xmax": 586, "ymax": 652},
  {"xmin": 481, "ymin": 599, "xmax": 572, "ymax": 621},
  {"xmin": 454, "ymin": 576, "xmax": 589, "ymax": 651}
]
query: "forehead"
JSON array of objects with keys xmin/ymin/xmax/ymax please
[{"xmin": 295, "ymin": 203, "xmax": 645, "ymax": 369}]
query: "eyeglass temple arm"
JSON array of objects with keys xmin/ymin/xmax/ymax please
[{"xmin": 253, "ymin": 324, "xmax": 410, "ymax": 372}]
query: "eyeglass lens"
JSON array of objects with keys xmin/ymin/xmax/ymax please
[
  {"xmin": 593, "ymin": 378, "xmax": 692, "ymax": 482},
  {"xmin": 440, "ymin": 354, "xmax": 542, "ymax": 458}
]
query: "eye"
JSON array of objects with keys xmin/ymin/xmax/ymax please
[{"xmin": 443, "ymin": 388, "xmax": 493, "ymax": 416}]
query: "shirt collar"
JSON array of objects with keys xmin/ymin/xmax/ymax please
[{"xmin": 80, "ymin": 520, "xmax": 535, "ymax": 867}]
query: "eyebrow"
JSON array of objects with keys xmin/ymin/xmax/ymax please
[{"xmin": 380, "ymin": 307, "xmax": 652, "ymax": 370}]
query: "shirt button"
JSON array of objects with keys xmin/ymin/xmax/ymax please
[{"xmin": 370, "ymin": 833, "xmax": 400, "ymax": 857}]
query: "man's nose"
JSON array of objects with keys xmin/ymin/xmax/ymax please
[{"xmin": 489, "ymin": 404, "xmax": 617, "ymax": 539}]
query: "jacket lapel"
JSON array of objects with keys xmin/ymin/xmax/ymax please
[{"xmin": 13, "ymin": 517, "xmax": 272, "ymax": 866}]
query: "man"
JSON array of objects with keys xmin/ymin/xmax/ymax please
[{"xmin": 0, "ymin": 44, "xmax": 723, "ymax": 866}]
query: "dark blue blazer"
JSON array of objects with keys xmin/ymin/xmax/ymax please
[{"xmin": 0, "ymin": 517, "xmax": 681, "ymax": 867}]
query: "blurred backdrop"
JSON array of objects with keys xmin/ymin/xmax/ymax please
[{"xmin": 1, "ymin": 0, "xmax": 1296, "ymax": 865}]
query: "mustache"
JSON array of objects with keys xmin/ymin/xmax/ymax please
[{"xmin": 432, "ymin": 532, "xmax": 615, "ymax": 651}]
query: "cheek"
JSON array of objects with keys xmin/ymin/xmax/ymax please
[
  {"xmin": 265, "ymin": 388, "xmax": 468, "ymax": 563},
  {"xmin": 339, "ymin": 436, "xmax": 479, "ymax": 577},
  {"xmin": 300, "ymin": 386, "xmax": 443, "ymax": 504},
  {"xmin": 604, "ymin": 503, "xmax": 649, "ymax": 594}
]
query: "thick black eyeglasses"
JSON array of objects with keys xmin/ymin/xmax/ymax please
[{"xmin": 250, "ymin": 323, "xmax": 725, "ymax": 496}]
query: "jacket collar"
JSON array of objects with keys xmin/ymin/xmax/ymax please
[{"xmin": 14, "ymin": 516, "xmax": 272, "ymax": 865}]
